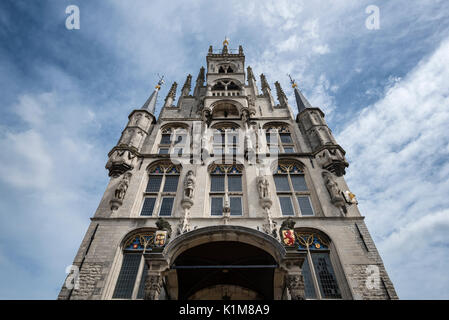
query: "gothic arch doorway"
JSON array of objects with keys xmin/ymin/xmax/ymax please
[
  {"xmin": 163, "ymin": 225, "xmax": 286, "ymax": 300},
  {"xmin": 174, "ymin": 241, "xmax": 276, "ymax": 300}
]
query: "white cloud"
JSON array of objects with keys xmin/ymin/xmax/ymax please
[{"xmin": 337, "ymin": 37, "xmax": 449, "ymax": 299}]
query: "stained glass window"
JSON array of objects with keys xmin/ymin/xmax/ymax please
[
  {"xmin": 142, "ymin": 163, "xmax": 180, "ymax": 217},
  {"xmin": 274, "ymin": 162, "xmax": 314, "ymax": 216},
  {"xmin": 112, "ymin": 254, "xmax": 141, "ymax": 299},
  {"xmin": 312, "ymin": 253, "xmax": 342, "ymax": 299},
  {"xmin": 211, "ymin": 197, "xmax": 223, "ymax": 216},
  {"xmin": 302, "ymin": 258, "xmax": 317, "ymax": 299},
  {"xmin": 230, "ymin": 197, "xmax": 242, "ymax": 216},
  {"xmin": 140, "ymin": 197, "xmax": 156, "ymax": 216},
  {"xmin": 159, "ymin": 197, "xmax": 174, "ymax": 216}
]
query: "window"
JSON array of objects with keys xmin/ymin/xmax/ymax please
[
  {"xmin": 265, "ymin": 125, "xmax": 295, "ymax": 154},
  {"xmin": 158, "ymin": 126, "xmax": 188, "ymax": 157},
  {"xmin": 296, "ymin": 231, "xmax": 342, "ymax": 299},
  {"xmin": 209, "ymin": 164, "xmax": 243, "ymax": 216},
  {"xmin": 140, "ymin": 163, "xmax": 180, "ymax": 217},
  {"xmin": 212, "ymin": 126, "xmax": 240, "ymax": 156},
  {"xmin": 274, "ymin": 163, "xmax": 314, "ymax": 216},
  {"xmin": 113, "ymin": 232, "xmax": 157, "ymax": 299}
]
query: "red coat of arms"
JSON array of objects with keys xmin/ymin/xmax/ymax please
[{"xmin": 282, "ymin": 229, "xmax": 296, "ymax": 246}]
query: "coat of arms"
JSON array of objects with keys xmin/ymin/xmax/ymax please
[
  {"xmin": 282, "ymin": 229, "xmax": 296, "ymax": 246},
  {"xmin": 154, "ymin": 230, "xmax": 168, "ymax": 247}
]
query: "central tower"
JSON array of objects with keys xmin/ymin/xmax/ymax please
[{"xmin": 59, "ymin": 40, "xmax": 397, "ymax": 300}]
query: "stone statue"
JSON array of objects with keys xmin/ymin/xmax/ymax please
[
  {"xmin": 115, "ymin": 172, "xmax": 131, "ymax": 200},
  {"xmin": 322, "ymin": 171, "xmax": 345, "ymax": 208},
  {"xmin": 183, "ymin": 170, "xmax": 195, "ymax": 201},
  {"xmin": 110, "ymin": 172, "xmax": 132, "ymax": 211},
  {"xmin": 257, "ymin": 176, "xmax": 270, "ymax": 199}
]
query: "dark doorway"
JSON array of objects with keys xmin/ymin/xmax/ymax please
[{"xmin": 172, "ymin": 241, "xmax": 277, "ymax": 300}]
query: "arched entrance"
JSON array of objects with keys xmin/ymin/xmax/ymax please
[
  {"xmin": 162, "ymin": 225, "xmax": 287, "ymax": 300},
  {"xmin": 174, "ymin": 241, "xmax": 276, "ymax": 300}
]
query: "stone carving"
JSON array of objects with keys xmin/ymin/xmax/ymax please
[
  {"xmin": 322, "ymin": 171, "xmax": 346, "ymax": 213},
  {"xmin": 241, "ymin": 109, "xmax": 250, "ymax": 127},
  {"xmin": 316, "ymin": 148, "xmax": 348, "ymax": 176},
  {"xmin": 257, "ymin": 175, "xmax": 270, "ymax": 200},
  {"xmin": 285, "ymin": 274, "xmax": 305, "ymax": 300},
  {"xmin": 156, "ymin": 217, "xmax": 172, "ymax": 239},
  {"xmin": 275, "ymin": 81, "xmax": 288, "ymax": 108},
  {"xmin": 106, "ymin": 149, "xmax": 137, "ymax": 177},
  {"xmin": 110, "ymin": 172, "xmax": 132, "ymax": 210},
  {"xmin": 144, "ymin": 273, "xmax": 163, "ymax": 300},
  {"xmin": 343, "ymin": 190, "xmax": 358, "ymax": 205},
  {"xmin": 181, "ymin": 170, "xmax": 195, "ymax": 208},
  {"xmin": 202, "ymin": 109, "xmax": 212, "ymax": 127}
]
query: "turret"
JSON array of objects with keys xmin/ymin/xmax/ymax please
[
  {"xmin": 105, "ymin": 79, "xmax": 164, "ymax": 176},
  {"xmin": 291, "ymin": 75, "xmax": 349, "ymax": 176}
]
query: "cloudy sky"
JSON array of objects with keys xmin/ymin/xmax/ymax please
[{"xmin": 0, "ymin": 0, "xmax": 448, "ymax": 299}]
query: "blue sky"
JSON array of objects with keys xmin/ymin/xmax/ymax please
[{"xmin": 0, "ymin": 0, "xmax": 448, "ymax": 299}]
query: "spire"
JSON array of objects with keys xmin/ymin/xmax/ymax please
[
  {"xmin": 166, "ymin": 82, "xmax": 177, "ymax": 100},
  {"xmin": 181, "ymin": 74, "xmax": 192, "ymax": 96},
  {"xmin": 141, "ymin": 77, "xmax": 164, "ymax": 115},
  {"xmin": 247, "ymin": 66, "xmax": 256, "ymax": 83},
  {"xmin": 275, "ymin": 81, "xmax": 288, "ymax": 107},
  {"xmin": 289, "ymin": 74, "xmax": 312, "ymax": 112},
  {"xmin": 260, "ymin": 74, "xmax": 271, "ymax": 92},
  {"xmin": 196, "ymin": 67, "xmax": 205, "ymax": 86}
]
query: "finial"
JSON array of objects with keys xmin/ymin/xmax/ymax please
[
  {"xmin": 223, "ymin": 36, "xmax": 229, "ymax": 47},
  {"xmin": 288, "ymin": 74, "xmax": 297, "ymax": 88},
  {"xmin": 156, "ymin": 74, "xmax": 165, "ymax": 89}
]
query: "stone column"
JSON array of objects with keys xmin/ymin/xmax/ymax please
[
  {"xmin": 285, "ymin": 273, "xmax": 305, "ymax": 300},
  {"xmin": 144, "ymin": 272, "xmax": 163, "ymax": 300},
  {"xmin": 281, "ymin": 253, "xmax": 307, "ymax": 300}
]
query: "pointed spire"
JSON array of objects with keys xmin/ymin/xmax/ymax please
[
  {"xmin": 141, "ymin": 77, "xmax": 164, "ymax": 115},
  {"xmin": 275, "ymin": 81, "xmax": 288, "ymax": 107},
  {"xmin": 260, "ymin": 74, "xmax": 271, "ymax": 92},
  {"xmin": 289, "ymin": 74, "xmax": 312, "ymax": 112},
  {"xmin": 181, "ymin": 74, "xmax": 192, "ymax": 96},
  {"xmin": 239, "ymin": 45, "xmax": 243, "ymax": 55},
  {"xmin": 165, "ymin": 81, "xmax": 177, "ymax": 100},
  {"xmin": 196, "ymin": 67, "xmax": 205, "ymax": 86},
  {"xmin": 247, "ymin": 66, "xmax": 256, "ymax": 83}
]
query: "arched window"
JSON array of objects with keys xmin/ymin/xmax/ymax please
[
  {"xmin": 112, "ymin": 231, "xmax": 156, "ymax": 299},
  {"xmin": 273, "ymin": 162, "xmax": 314, "ymax": 216},
  {"xmin": 158, "ymin": 126, "xmax": 188, "ymax": 156},
  {"xmin": 209, "ymin": 163, "xmax": 244, "ymax": 216},
  {"xmin": 295, "ymin": 230, "xmax": 342, "ymax": 299},
  {"xmin": 140, "ymin": 162, "xmax": 181, "ymax": 216},
  {"xmin": 218, "ymin": 66, "xmax": 226, "ymax": 73},
  {"xmin": 265, "ymin": 124, "xmax": 295, "ymax": 153},
  {"xmin": 227, "ymin": 66, "xmax": 234, "ymax": 73}
]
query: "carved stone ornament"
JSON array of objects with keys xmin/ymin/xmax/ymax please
[
  {"xmin": 316, "ymin": 148, "xmax": 349, "ymax": 177},
  {"xmin": 279, "ymin": 218, "xmax": 296, "ymax": 246},
  {"xmin": 156, "ymin": 217, "xmax": 172, "ymax": 239},
  {"xmin": 144, "ymin": 273, "xmax": 163, "ymax": 300},
  {"xmin": 181, "ymin": 170, "xmax": 195, "ymax": 208},
  {"xmin": 285, "ymin": 274, "xmax": 305, "ymax": 300},
  {"xmin": 110, "ymin": 172, "xmax": 132, "ymax": 210},
  {"xmin": 322, "ymin": 171, "xmax": 346, "ymax": 210},
  {"xmin": 106, "ymin": 149, "xmax": 137, "ymax": 177}
]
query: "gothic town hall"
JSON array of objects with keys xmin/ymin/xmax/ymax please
[{"xmin": 58, "ymin": 41, "xmax": 397, "ymax": 300}]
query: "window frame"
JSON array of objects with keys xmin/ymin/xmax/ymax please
[
  {"xmin": 157, "ymin": 127, "xmax": 189, "ymax": 157},
  {"xmin": 209, "ymin": 164, "xmax": 244, "ymax": 216},
  {"xmin": 265, "ymin": 125, "xmax": 296, "ymax": 154},
  {"xmin": 274, "ymin": 164, "xmax": 315, "ymax": 217},
  {"xmin": 140, "ymin": 163, "xmax": 180, "ymax": 217}
]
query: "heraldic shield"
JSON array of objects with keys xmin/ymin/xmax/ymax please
[
  {"xmin": 154, "ymin": 230, "xmax": 168, "ymax": 247},
  {"xmin": 282, "ymin": 229, "xmax": 296, "ymax": 246}
]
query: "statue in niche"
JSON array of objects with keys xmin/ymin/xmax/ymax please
[
  {"xmin": 110, "ymin": 172, "xmax": 132, "ymax": 210},
  {"xmin": 114, "ymin": 172, "xmax": 132, "ymax": 200},
  {"xmin": 322, "ymin": 171, "xmax": 345, "ymax": 209},
  {"xmin": 183, "ymin": 170, "xmax": 196, "ymax": 201},
  {"xmin": 257, "ymin": 175, "xmax": 270, "ymax": 199}
]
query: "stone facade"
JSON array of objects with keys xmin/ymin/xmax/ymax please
[{"xmin": 58, "ymin": 42, "xmax": 397, "ymax": 300}]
